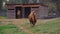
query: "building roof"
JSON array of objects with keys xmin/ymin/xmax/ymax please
[
  {"xmin": 6, "ymin": 3, "xmax": 48, "ymax": 7},
  {"xmin": 6, "ymin": 0, "xmax": 45, "ymax": 4}
]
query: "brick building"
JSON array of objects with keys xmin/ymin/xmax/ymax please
[{"xmin": 6, "ymin": 3, "xmax": 49, "ymax": 19}]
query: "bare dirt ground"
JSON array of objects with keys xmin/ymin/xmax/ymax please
[{"xmin": 0, "ymin": 18, "xmax": 58, "ymax": 34}]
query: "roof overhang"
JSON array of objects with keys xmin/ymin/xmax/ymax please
[{"xmin": 6, "ymin": 3, "xmax": 42, "ymax": 7}]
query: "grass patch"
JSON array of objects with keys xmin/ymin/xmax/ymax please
[
  {"xmin": 30, "ymin": 18, "xmax": 60, "ymax": 34},
  {"xmin": 0, "ymin": 16, "xmax": 7, "ymax": 19},
  {"xmin": 0, "ymin": 24, "xmax": 27, "ymax": 34}
]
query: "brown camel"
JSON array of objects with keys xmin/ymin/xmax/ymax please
[{"xmin": 28, "ymin": 10, "xmax": 37, "ymax": 27}]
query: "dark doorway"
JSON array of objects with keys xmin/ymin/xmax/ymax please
[
  {"xmin": 15, "ymin": 7, "xmax": 23, "ymax": 19},
  {"xmin": 24, "ymin": 7, "xmax": 31, "ymax": 18}
]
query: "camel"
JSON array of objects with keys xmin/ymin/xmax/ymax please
[{"xmin": 28, "ymin": 10, "xmax": 37, "ymax": 27}]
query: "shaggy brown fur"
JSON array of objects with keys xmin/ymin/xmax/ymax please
[{"xmin": 28, "ymin": 10, "xmax": 37, "ymax": 27}]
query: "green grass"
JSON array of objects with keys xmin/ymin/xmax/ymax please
[
  {"xmin": 0, "ymin": 24, "xmax": 27, "ymax": 34},
  {"xmin": 0, "ymin": 16, "xmax": 7, "ymax": 19},
  {"xmin": 23, "ymin": 18, "xmax": 60, "ymax": 34},
  {"xmin": 0, "ymin": 18, "xmax": 60, "ymax": 34},
  {"xmin": 30, "ymin": 18, "xmax": 60, "ymax": 34}
]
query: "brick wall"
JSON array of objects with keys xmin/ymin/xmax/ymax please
[{"xmin": 7, "ymin": 10, "xmax": 15, "ymax": 19}]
